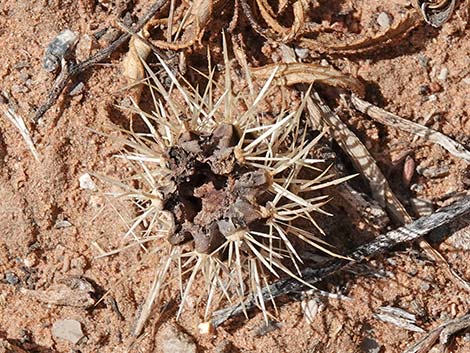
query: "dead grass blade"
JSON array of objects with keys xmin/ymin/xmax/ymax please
[
  {"xmin": 250, "ymin": 63, "xmax": 365, "ymax": 96},
  {"xmin": 350, "ymin": 95, "xmax": 470, "ymax": 163},
  {"xmin": 2, "ymin": 107, "xmax": 40, "ymax": 162},
  {"xmin": 306, "ymin": 91, "xmax": 410, "ymax": 224},
  {"xmin": 212, "ymin": 195, "xmax": 470, "ymax": 327}
]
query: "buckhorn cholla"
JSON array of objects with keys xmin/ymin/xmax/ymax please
[{"xmin": 98, "ymin": 49, "xmax": 350, "ymax": 336}]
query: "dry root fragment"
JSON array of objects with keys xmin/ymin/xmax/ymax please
[
  {"xmin": 350, "ymin": 95, "xmax": 470, "ymax": 163},
  {"xmin": 301, "ymin": 10, "xmax": 422, "ymax": 54},
  {"xmin": 250, "ymin": 63, "xmax": 365, "ymax": 97},
  {"xmin": 306, "ymin": 92, "xmax": 410, "ymax": 224},
  {"xmin": 253, "ymin": 0, "xmax": 307, "ymax": 41}
]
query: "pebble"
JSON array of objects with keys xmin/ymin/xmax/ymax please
[
  {"xmin": 418, "ymin": 85, "xmax": 430, "ymax": 95},
  {"xmin": 79, "ymin": 173, "xmax": 97, "ymax": 191},
  {"xmin": 420, "ymin": 282, "xmax": 431, "ymax": 291},
  {"xmin": 437, "ymin": 67, "xmax": 449, "ymax": 81},
  {"xmin": 361, "ymin": 337, "xmax": 381, "ymax": 353},
  {"xmin": 429, "ymin": 81, "xmax": 442, "ymax": 93},
  {"xmin": 160, "ymin": 325, "xmax": 196, "ymax": 353},
  {"xmin": 43, "ymin": 29, "xmax": 78, "ymax": 73},
  {"xmin": 5, "ymin": 272, "xmax": 20, "ymax": 285},
  {"xmin": 427, "ymin": 94, "xmax": 438, "ymax": 102},
  {"xmin": 214, "ymin": 340, "xmax": 236, "ymax": 353},
  {"xmin": 417, "ymin": 54, "xmax": 429, "ymax": 68},
  {"xmin": 410, "ymin": 183, "xmax": 424, "ymax": 193},
  {"xmin": 69, "ymin": 82, "xmax": 85, "ymax": 96},
  {"xmin": 376, "ymin": 12, "xmax": 392, "ymax": 29},
  {"xmin": 294, "ymin": 47, "xmax": 309, "ymax": 60},
  {"xmin": 253, "ymin": 321, "xmax": 281, "ymax": 336},
  {"xmin": 301, "ymin": 298, "xmax": 323, "ymax": 324},
  {"xmin": 52, "ymin": 319, "xmax": 84, "ymax": 344},
  {"xmin": 55, "ymin": 220, "xmax": 73, "ymax": 229},
  {"xmin": 416, "ymin": 165, "xmax": 449, "ymax": 178}
]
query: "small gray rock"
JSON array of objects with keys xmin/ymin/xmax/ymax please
[
  {"xmin": 214, "ymin": 340, "xmax": 236, "ymax": 353},
  {"xmin": 69, "ymin": 82, "xmax": 85, "ymax": 96},
  {"xmin": 52, "ymin": 319, "xmax": 84, "ymax": 344},
  {"xmin": 416, "ymin": 165, "xmax": 450, "ymax": 178},
  {"xmin": 160, "ymin": 325, "xmax": 196, "ymax": 353},
  {"xmin": 5, "ymin": 272, "xmax": 20, "ymax": 285},
  {"xmin": 361, "ymin": 337, "xmax": 381, "ymax": 353},
  {"xmin": 377, "ymin": 12, "xmax": 392, "ymax": 29},
  {"xmin": 43, "ymin": 29, "xmax": 78, "ymax": 73}
]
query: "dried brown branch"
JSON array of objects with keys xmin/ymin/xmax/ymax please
[
  {"xmin": 350, "ymin": 95, "xmax": 470, "ymax": 163},
  {"xmin": 404, "ymin": 313, "xmax": 470, "ymax": 353},
  {"xmin": 254, "ymin": 0, "xmax": 306, "ymax": 40},
  {"xmin": 212, "ymin": 195, "xmax": 470, "ymax": 327},
  {"xmin": 250, "ymin": 63, "xmax": 365, "ymax": 96},
  {"xmin": 33, "ymin": 0, "xmax": 169, "ymax": 122},
  {"xmin": 301, "ymin": 10, "xmax": 422, "ymax": 54},
  {"xmin": 306, "ymin": 91, "xmax": 410, "ymax": 224}
]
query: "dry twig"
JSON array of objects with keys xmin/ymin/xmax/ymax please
[
  {"xmin": 405, "ymin": 313, "xmax": 470, "ymax": 353},
  {"xmin": 306, "ymin": 91, "xmax": 410, "ymax": 224},
  {"xmin": 301, "ymin": 10, "xmax": 422, "ymax": 54},
  {"xmin": 350, "ymin": 95, "xmax": 470, "ymax": 163},
  {"xmin": 251, "ymin": 63, "xmax": 365, "ymax": 96},
  {"xmin": 33, "ymin": 0, "xmax": 169, "ymax": 122}
]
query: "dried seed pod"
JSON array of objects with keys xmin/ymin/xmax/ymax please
[{"xmin": 43, "ymin": 29, "xmax": 78, "ymax": 72}]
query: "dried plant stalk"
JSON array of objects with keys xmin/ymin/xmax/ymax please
[
  {"xmin": 350, "ymin": 95, "xmax": 470, "ymax": 163},
  {"xmin": 250, "ymin": 63, "xmax": 365, "ymax": 96},
  {"xmin": 301, "ymin": 10, "xmax": 422, "ymax": 54},
  {"xmin": 254, "ymin": 0, "xmax": 306, "ymax": 40},
  {"xmin": 306, "ymin": 92, "xmax": 411, "ymax": 224}
]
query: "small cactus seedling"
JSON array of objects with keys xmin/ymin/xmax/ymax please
[{"xmin": 98, "ymin": 50, "xmax": 350, "ymax": 336}]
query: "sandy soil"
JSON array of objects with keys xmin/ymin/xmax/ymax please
[{"xmin": 0, "ymin": 1, "xmax": 469, "ymax": 352}]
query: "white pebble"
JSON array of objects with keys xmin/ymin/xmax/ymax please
[
  {"xmin": 79, "ymin": 173, "xmax": 97, "ymax": 191},
  {"xmin": 301, "ymin": 298, "xmax": 323, "ymax": 324},
  {"xmin": 438, "ymin": 67, "xmax": 449, "ymax": 81},
  {"xmin": 52, "ymin": 319, "xmax": 84, "ymax": 344},
  {"xmin": 377, "ymin": 12, "xmax": 392, "ymax": 29},
  {"xmin": 294, "ymin": 47, "xmax": 309, "ymax": 60}
]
